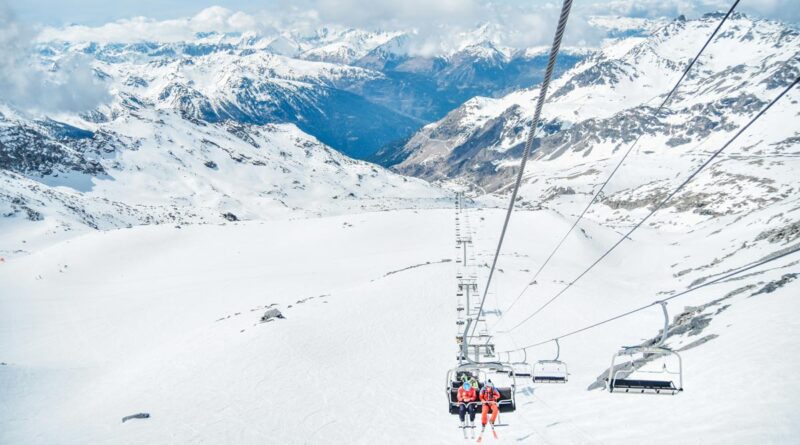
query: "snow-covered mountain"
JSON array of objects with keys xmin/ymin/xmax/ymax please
[
  {"xmin": 393, "ymin": 13, "xmax": 799, "ymax": 197},
  {"xmin": 41, "ymin": 40, "xmax": 423, "ymax": 160},
  {"xmin": 0, "ymin": 18, "xmax": 579, "ymax": 253},
  {"xmin": 296, "ymin": 28, "xmax": 404, "ymax": 64},
  {"xmin": 1, "ymin": 188, "xmax": 798, "ymax": 444},
  {"xmin": 34, "ymin": 24, "xmax": 588, "ymax": 161},
  {"xmin": 353, "ymin": 34, "xmax": 588, "ymax": 133},
  {"xmin": 0, "ymin": 99, "xmax": 450, "ymax": 257},
  {"xmin": 2, "ymin": 10, "xmax": 800, "ymax": 445}
]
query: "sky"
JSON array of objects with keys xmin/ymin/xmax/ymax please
[
  {"xmin": 6, "ymin": 0, "xmax": 799, "ymax": 29},
  {"xmin": 0, "ymin": 0, "xmax": 797, "ymax": 113},
  {"xmin": 2, "ymin": 0, "xmax": 795, "ymax": 54}
]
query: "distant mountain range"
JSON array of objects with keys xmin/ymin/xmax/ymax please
[
  {"xmin": 0, "ymin": 101, "xmax": 447, "ymax": 240},
  {"xmin": 2, "ymin": 12, "xmax": 797, "ymax": 250},
  {"xmin": 35, "ymin": 25, "xmax": 589, "ymax": 161},
  {"xmin": 392, "ymin": 12, "xmax": 799, "ymax": 215}
]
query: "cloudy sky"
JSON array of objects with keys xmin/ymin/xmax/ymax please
[
  {"xmin": 7, "ymin": 0, "xmax": 799, "ymax": 30},
  {"xmin": 1, "ymin": 0, "xmax": 795, "ymax": 55},
  {"xmin": 1, "ymin": 0, "xmax": 796, "ymax": 112}
]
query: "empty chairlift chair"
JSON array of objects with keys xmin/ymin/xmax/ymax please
[
  {"xmin": 532, "ymin": 339, "xmax": 568, "ymax": 383},
  {"xmin": 507, "ymin": 350, "xmax": 533, "ymax": 378},
  {"xmin": 606, "ymin": 302, "xmax": 683, "ymax": 395}
]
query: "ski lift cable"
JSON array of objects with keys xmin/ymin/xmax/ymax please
[
  {"xmin": 491, "ymin": 0, "xmax": 742, "ymax": 329},
  {"xmin": 501, "ymin": 242, "xmax": 800, "ymax": 355},
  {"xmin": 469, "ymin": 0, "xmax": 574, "ymax": 340},
  {"xmin": 501, "ymin": 74, "xmax": 800, "ymax": 334}
]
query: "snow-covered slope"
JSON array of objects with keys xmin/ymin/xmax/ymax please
[
  {"xmin": 0, "ymin": 100, "xmax": 449, "ymax": 258},
  {"xmin": 2, "ymin": 10, "xmax": 799, "ymax": 445},
  {"xmin": 1, "ymin": 202, "xmax": 797, "ymax": 444}
]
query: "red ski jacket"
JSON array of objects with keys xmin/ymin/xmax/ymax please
[
  {"xmin": 457, "ymin": 386, "xmax": 477, "ymax": 402},
  {"xmin": 479, "ymin": 387, "xmax": 501, "ymax": 403}
]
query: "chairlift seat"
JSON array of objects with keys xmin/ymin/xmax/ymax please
[
  {"xmin": 448, "ymin": 387, "xmax": 515, "ymax": 414},
  {"xmin": 532, "ymin": 357, "xmax": 568, "ymax": 384},
  {"xmin": 606, "ymin": 303, "xmax": 684, "ymax": 395},
  {"xmin": 496, "ymin": 388, "xmax": 515, "ymax": 412},
  {"xmin": 610, "ymin": 378, "xmax": 679, "ymax": 394},
  {"xmin": 533, "ymin": 375, "xmax": 566, "ymax": 383}
]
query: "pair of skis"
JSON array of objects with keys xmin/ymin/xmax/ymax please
[
  {"xmin": 476, "ymin": 423, "xmax": 497, "ymax": 443},
  {"xmin": 460, "ymin": 423, "xmax": 475, "ymax": 440},
  {"xmin": 461, "ymin": 423, "xmax": 497, "ymax": 442}
]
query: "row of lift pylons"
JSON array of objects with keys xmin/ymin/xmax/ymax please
[
  {"xmin": 447, "ymin": 192, "xmax": 683, "ymax": 417},
  {"xmin": 448, "ymin": 191, "xmax": 517, "ymax": 414}
]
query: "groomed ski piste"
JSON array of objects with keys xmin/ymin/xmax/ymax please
[{"xmin": 1, "ymin": 196, "xmax": 799, "ymax": 443}]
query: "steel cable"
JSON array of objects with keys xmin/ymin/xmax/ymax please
[
  {"xmin": 501, "ymin": 242, "xmax": 800, "ymax": 354},
  {"xmin": 502, "ymin": 74, "xmax": 800, "ymax": 334},
  {"xmin": 492, "ymin": 0, "xmax": 743, "ymax": 328},
  {"xmin": 469, "ymin": 0, "xmax": 574, "ymax": 339}
]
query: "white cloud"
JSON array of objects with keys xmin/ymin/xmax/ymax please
[
  {"xmin": 29, "ymin": 1, "xmax": 799, "ymax": 56},
  {"xmin": 33, "ymin": 3, "xmax": 609, "ymax": 56},
  {"xmin": 283, "ymin": 0, "xmax": 608, "ymax": 54},
  {"xmin": 37, "ymin": 6, "xmax": 276, "ymax": 43},
  {"xmin": 310, "ymin": 0, "xmax": 482, "ymax": 28},
  {"xmin": 2, "ymin": 0, "xmax": 792, "ymax": 113},
  {"xmin": 592, "ymin": 0, "xmax": 800, "ymax": 23},
  {"xmin": 740, "ymin": 0, "xmax": 800, "ymax": 24},
  {"xmin": 0, "ymin": 5, "xmax": 110, "ymax": 113},
  {"xmin": 596, "ymin": 0, "xmax": 709, "ymax": 18}
]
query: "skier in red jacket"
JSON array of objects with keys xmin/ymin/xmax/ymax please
[
  {"xmin": 457, "ymin": 381, "xmax": 478, "ymax": 427},
  {"xmin": 479, "ymin": 381, "xmax": 501, "ymax": 429}
]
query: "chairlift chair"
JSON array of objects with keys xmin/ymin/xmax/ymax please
[
  {"xmin": 532, "ymin": 339, "xmax": 568, "ymax": 383},
  {"xmin": 463, "ymin": 341, "xmax": 496, "ymax": 361},
  {"xmin": 506, "ymin": 350, "xmax": 533, "ymax": 377},
  {"xmin": 606, "ymin": 302, "xmax": 683, "ymax": 395},
  {"xmin": 446, "ymin": 363, "xmax": 517, "ymax": 414},
  {"xmin": 458, "ymin": 280, "xmax": 478, "ymax": 291}
]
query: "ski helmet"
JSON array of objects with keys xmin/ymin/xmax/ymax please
[{"xmin": 463, "ymin": 382, "xmax": 472, "ymax": 390}]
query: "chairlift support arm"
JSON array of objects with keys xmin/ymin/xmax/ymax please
[{"xmin": 656, "ymin": 301, "xmax": 669, "ymax": 347}]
